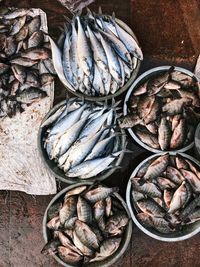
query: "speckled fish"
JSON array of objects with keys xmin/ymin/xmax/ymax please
[
  {"xmin": 84, "ymin": 186, "xmax": 118, "ymax": 203},
  {"xmin": 147, "ymin": 72, "xmax": 169, "ymax": 96},
  {"xmin": 168, "ymin": 182, "xmax": 187, "ymax": 213},
  {"xmin": 156, "ymin": 177, "xmax": 176, "ymax": 190},
  {"xmin": 77, "ymin": 196, "xmax": 92, "ymax": 224},
  {"xmin": 181, "ymin": 169, "xmax": 200, "ymax": 193},
  {"xmin": 73, "ymin": 231, "xmax": 94, "ymax": 257},
  {"xmin": 131, "ymin": 178, "xmax": 162, "ymax": 198},
  {"xmin": 74, "ymin": 220, "xmax": 99, "ymax": 250},
  {"xmin": 144, "ymin": 154, "xmax": 169, "ymax": 180},
  {"xmin": 170, "ymin": 119, "xmax": 186, "ymax": 149},
  {"xmin": 118, "ymin": 113, "xmax": 142, "ymax": 128},
  {"xmin": 166, "ymin": 166, "xmax": 184, "ymax": 184},
  {"xmin": 41, "ymin": 239, "xmax": 60, "ymax": 255},
  {"xmin": 134, "ymin": 129, "xmax": 160, "ymax": 149},
  {"xmin": 59, "ymin": 196, "xmax": 77, "ymax": 225},
  {"xmin": 136, "ymin": 199, "xmax": 165, "ymax": 216},
  {"xmin": 105, "ymin": 213, "xmax": 128, "ymax": 236},
  {"xmin": 162, "ymin": 98, "xmax": 192, "ymax": 115},
  {"xmin": 2, "ymin": 8, "xmax": 28, "ymax": 19},
  {"xmin": 58, "ymin": 246, "xmax": 83, "ymax": 264},
  {"xmin": 16, "ymin": 88, "xmax": 47, "ymax": 104},
  {"xmin": 158, "ymin": 117, "xmax": 171, "ymax": 150},
  {"xmin": 90, "ymin": 237, "xmax": 121, "ymax": 262}
]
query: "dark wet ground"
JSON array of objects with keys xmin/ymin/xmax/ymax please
[{"xmin": 1, "ymin": 0, "xmax": 200, "ymax": 266}]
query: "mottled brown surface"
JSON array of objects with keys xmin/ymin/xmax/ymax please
[{"xmin": 1, "ymin": 0, "xmax": 200, "ymax": 266}]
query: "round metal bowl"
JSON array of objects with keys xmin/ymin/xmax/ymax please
[
  {"xmin": 126, "ymin": 152, "xmax": 200, "ymax": 242},
  {"xmin": 57, "ymin": 17, "xmax": 141, "ymax": 102},
  {"xmin": 194, "ymin": 123, "xmax": 200, "ymax": 159},
  {"xmin": 43, "ymin": 182, "xmax": 133, "ymax": 267},
  {"xmin": 38, "ymin": 100, "xmax": 127, "ymax": 184},
  {"xmin": 123, "ymin": 66, "xmax": 197, "ymax": 153}
]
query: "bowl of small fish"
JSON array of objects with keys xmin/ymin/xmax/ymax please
[
  {"xmin": 0, "ymin": 7, "xmax": 55, "ymax": 118},
  {"xmin": 126, "ymin": 152, "xmax": 200, "ymax": 241},
  {"xmin": 38, "ymin": 98, "xmax": 126, "ymax": 184},
  {"xmin": 42, "ymin": 182, "xmax": 132, "ymax": 266},
  {"xmin": 121, "ymin": 66, "xmax": 200, "ymax": 153},
  {"xmin": 50, "ymin": 8, "xmax": 142, "ymax": 101}
]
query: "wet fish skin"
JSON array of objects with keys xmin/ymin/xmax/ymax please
[
  {"xmin": 59, "ymin": 196, "xmax": 77, "ymax": 225},
  {"xmin": 166, "ymin": 166, "xmax": 185, "ymax": 185},
  {"xmin": 64, "ymin": 186, "xmax": 87, "ymax": 200},
  {"xmin": 131, "ymin": 177, "xmax": 162, "ymax": 198},
  {"xmin": 20, "ymin": 47, "xmax": 50, "ymax": 60},
  {"xmin": 158, "ymin": 117, "xmax": 171, "ymax": 150},
  {"xmin": 135, "ymin": 129, "xmax": 160, "ymax": 149},
  {"xmin": 137, "ymin": 199, "xmax": 165, "ymax": 216},
  {"xmin": 74, "ymin": 220, "xmax": 99, "ymax": 250},
  {"xmin": 10, "ymin": 57, "xmax": 38, "ymax": 67},
  {"xmin": 73, "ymin": 231, "xmax": 94, "ymax": 257},
  {"xmin": 156, "ymin": 177, "xmax": 176, "ymax": 190},
  {"xmin": 47, "ymin": 216, "xmax": 61, "ymax": 230},
  {"xmin": 77, "ymin": 196, "xmax": 93, "ymax": 224},
  {"xmin": 58, "ymin": 246, "xmax": 83, "ymax": 264},
  {"xmin": 84, "ymin": 186, "xmax": 119, "ymax": 203},
  {"xmin": 168, "ymin": 181, "xmax": 187, "ymax": 213},
  {"xmin": 181, "ymin": 169, "xmax": 200, "ymax": 193},
  {"xmin": 144, "ymin": 154, "xmax": 169, "ymax": 180},
  {"xmin": 2, "ymin": 8, "xmax": 28, "ymax": 20},
  {"xmin": 162, "ymin": 98, "xmax": 192, "ymax": 116},
  {"xmin": 16, "ymin": 88, "xmax": 47, "ymax": 104},
  {"xmin": 118, "ymin": 113, "xmax": 142, "ymax": 128},
  {"xmin": 170, "ymin": 119, "xmax": 186, "ymax": 149}
]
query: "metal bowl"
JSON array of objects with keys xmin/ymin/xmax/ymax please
[
  {"xmin": 38, "ymin": 100, "xmax": 127, "ymax": 184},
  {"xmin": 56, "ymin": 17, "xmax": 141, "ymax": 102},
  {"xmin": 123, "ymin": 66, "xmax": 198, "ymax": 153},
  {"xmin": 126, "ymin": 152, "xmax": 200, "ymax": 242},
  {"xmin": 195, "ymin": 123, "xmax": 200, "ymax": 159},
  {"xmin": 43, "ymin": 182, "xmax": 133, "ymax": 267}
]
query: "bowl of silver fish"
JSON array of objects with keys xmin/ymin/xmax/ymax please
[
  {"xmin": 126, "ymin": 152, "xmax": 200, "ymax": 241},
  {"xmin": 121, "ymin": 66, "xmax": 200, "ymax": 153},
  {"xmin": 51, "ymin": 8, "xmax": 142, "ymax": 101},
  {"xmin": 42, "ymin": 182, "xmax": 132, "ymax": 267},
  {"xmin": 38, "ymin": 98, "xmax": 126, "ymax": 184}
]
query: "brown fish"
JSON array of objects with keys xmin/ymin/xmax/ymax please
[
  {"xmin": 168, "ymin": 182, "xmax": 187, "ymax": 213},
  {"xmin": 131, "ymin": 177, "xmax": 162, "ymax": 198},
  {"xmin": 135, "ymin": 129, "xmax": 159, "ymax": 149},
  {"xmin": 158, "ymin": 117, "xmax": 171, "ymax": 150},
  {"xmin": 170, "ymin": 119, "xmax": 186, "ymax": 149},
  {"xmin": 144, "ymin": 154, "xmax": 169, "ymax": 180},
  {"xmin": 58, "ymin": 246, "xmax": 83, "ymax": 264}
]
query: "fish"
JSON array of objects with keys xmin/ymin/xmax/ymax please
[
  {"xmin": 74, "ymin": 220, "xmax": 99, "ymax": 250},
  {"xmin": 16, "ymin": 88, "xmax": 47, "ymax": 104},
  {"xmin": 185, "ymin": 208, "xmax": 200, "ymax": 224},
  {"xmin": 84, "ymin": 186, "xmax": 118, "ymax": 203},
  {"xmin": 105, "ymin": 213, "xmax": 129, "ymax": 236},
  {"xmin": 10, "ymin": 15, "xmax": 26, "ymax": 36},
  {"xmin": 20, "ymin": 47, "xmax": 50, "ymax": 60},
  {"xmin": 58, "ymin": 246, "xmax": 83, "ymax": 264},
  {"xmin": 27, "ymin": 15, "xmax": 41, "ymax": 36},
  {"xmin": 156, "ymin": 177, "xmax": 176, "ymax": 190},
  {"xmin": 158, "ymin": 117, "xmax": 171, "ymax": 150},
  {"xmin": 181, "ymin": 169, "xmax": 200, "ymax": 193},
  {"xmin": 47, "ymin": 216, "xmax": 61, "ymax": 230},
  {"xmin": 28, "ymin": 30, "xmax": 44, "ymax": 48},
  {"xmin": 134, "ymin": 129, "xmax": 160, "ymax": 149},
  {"xmin": 41, "ymin": 239, "xmax": 60, "ymax": 255},
  {"xmin": 147, "ymin": 72, "xmax": 169, "ymax": 96},
  {"xmin": 10, "ymin": 57, "xmax": 38, "ymax": 67},
  {"xmin": 2, "ymin": 8, "xmax": 28, "ymax": 20},
  {"xmin": 163, "ymin": 189, "xmax": 173, "ymax": 209},
  {"xmin": 131, "ymin": 178, "xmax": 162, "ymax": 198},
  {"xmin": 90, "ymin": 237, "xmax": 121, "ymax": 262},
  {"xmin": 170, "ymin": 119, "xmax": 186, "ymax": 149},
  {"xmin": 77, "ymin": 196, "xmax": 92, "ymax": 224},
  {"xmin": 73, "ymin": 231, "xmax": 94, "ymax": 257},
  {"xmin": 144, "ymin": 154, "xmax": 169, "ymax": 180},
  {"xmin": 133, "ymin": 82, "xmax": 147, "ymax": 96},
  {"xmin": 166, "ymin": 166, "xmax": 184, "ymax": 184},
  {"xmin": 59, "ymin": 196, "xmax": 77, "ymax": 225},
  {"xmin": 136, "ymin": 199, "xmax": 165, "ymax": 216},
  {"xmin": 64, "ymin": 186, "xmax": 87, "ymax": 200},
  {"xmin": 168, "ymin": 182, "xmax": 187, "ymax": 213},
  {"xmin": 162, "ymin": 98, "xmax": 192, "ymax": 115},
  {"xmin": 118, "ymin": 114, "xmax": 142, "ymax": 128}
]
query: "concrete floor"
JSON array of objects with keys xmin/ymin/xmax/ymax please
[{"xmin": 1, "ymin": 0, "xmax": 200, "ymax": 266}]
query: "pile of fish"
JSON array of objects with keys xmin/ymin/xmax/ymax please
[
  {"xmin": 42, "ymin": 99, "xmax": 124, "ymax": 179},
  {"xmin": 41, "ymin": 185, "xmax": 129, "ymax": 265},
  {"xmin": 0, "ymin": 7, "xmax": 55, "ymax": 118},
  {"xmin": 131, "ymin": 153, "xmax": 200, "ymax": 234},
  {"xmin": 61, "ymin": 8, "xmax": 142, "ymax": 96},
  {"xmin": 119, "ymin": 67, "xmax": 200, "ymax": 151}
]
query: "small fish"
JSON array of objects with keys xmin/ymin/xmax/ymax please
[
  {"xmin": 105, "ymin": 213, "xmax": 129, "ymax": 236},
  {"xmin": 156, "ymin": 177, "xmax": 176, "ymax": 190},
  {"xmin": 28, "ymin": 15, "xmax": 41, "ymax": 36},
  {"xmin": 64, "ymin": 217, "xmax": 77, "ymax": 230},
  {"xmin": 28, "ymin": 30, "xmax": 44, "ymax": 48},
  {"xmin": 47, "ymin": 202, "xmax": 62, "ymax": 220},
  {"xmin": 90, "ymin": 237, "xmax": 121, "ymax": 262},
  {"xmin": 175, "ymin": 155, "xmax": 189, "ymax": 170},
  {"xmin": 118, "ymin": 113, "xmax": 142, "ymax": 128},
  {"xmin": 10, "ymin": 57, "xmax": 38, "ymax": 67},
  {"xmin": 40, "ymin": 73, "xmax": 54, "ymax": 87},
  {"xmin": 15, "ymin": 25, "xmax": 29, "ymax": 42},
  {"xmin": 170, "ymin": 119, "xmax": 186, "ymax": 149},
  {"xmin": 2, "ymin": 8, "xmax": 28, "ymax": 20},
  {"xmin": 84, "ymin": 186, "xmax": 118, "ymax": 203},
  {"xmin": 133, "ymin": 82, "xmax": 147, "ymax": 96},
  {"xmin": 20, "ymin": 47, "xmax": 50, "ymax": 60},
  {"xmin": 180, "ymin": 195, "xmax": 200, "ymax": 220},
  {"xmin": 75, "ymin": 220, "xmax": 99, "ymax": 250},
  {"xmin": 58, "ymin": 246, "xmax": 83, "ymax": 264},
  {"xmin": 59, "ymin": 196, "xmax": 77, "ymax": 225},
  {"xmin": 41, "ymin": 239, "xmax": 60, "ymax": 255},
  {"xmin": 16, "ymin": 88, "xmax": 47, "ymax": 104},
  {"xmin": 158, "ymin": 117, "xmax": 171, "ymax": 150},
  {"xmin": 135, "ymin": 129, "xmax": 160, "ymax": 149},
  {"xmin": 171, "ymin": 71, "xmax": 194, "ymax": 87},
  {"xmin": 64, "ymin": 186, "xmax": 87, "ymax": 200},
  {"xmin": 105, "ymin": 197, "xmax": 112, "ymax": 217},
  {"xmin": 93, "ymin": 200, "xmax": 105, "ymax": 221},
  {"xmin": 162, "ymin": 98, "xmax": 192, "ymax": 115},
  {"xmin": 131, "ymin": 177, "xmax": 162, "ymax": 198},
  {"xmin": 137, "ymin": 199, "xmax": 165, "ymax": 216},
  {"xmin": 10, "ymin": 15, "xmax": 26, "ymax": 36},
  {"xmin": 181, "ymin": 169, "xmax": 200, "ymax": 193},
  {"xmin": 147, "ymin": 72, "xmax": 169, "ymax": 96},
  {"xmin": 73, "ymin": 231, "xmax": 94, "ymax": 257},
  {"xmin": 168, "ymin": 182, "xmax": 187, "ymax": 213},
  {"xmin": 0, "ymin": 62, "xmax": 9, "ymax": 74},
  {"xmin": 144, "ymin": 154, "xmax": 169, "ymax": 180},
  {"xmin": 163, "ymin": 189, "xmax": 173, "ymax": 209},
  {"xmin": 166, "ymin": 166, "xmax": 184, "ymax": 184},
  {"xmin": 47, "ymin": 216, "xmax": 61, "ymax": 230},
  {"xmin": 77, "ymin": 196, "xmax": 92, "ymax": 224}
]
